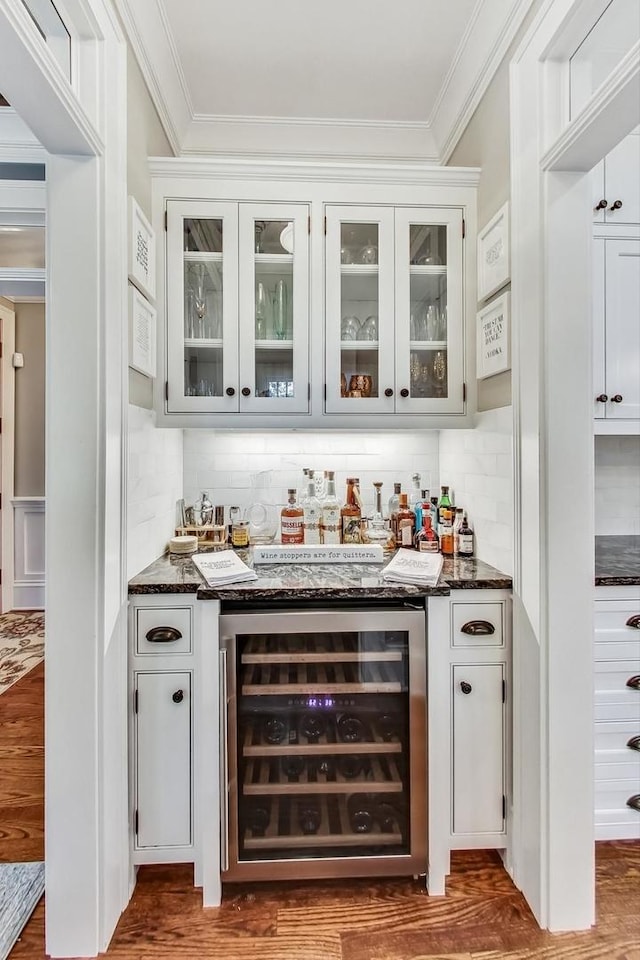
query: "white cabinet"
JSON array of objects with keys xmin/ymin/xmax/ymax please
[
  {"xmin": 593, "ymin": 592, "xmax": 640, "ymax": 840},
  {"xmin": 165, "ymin": 200, "xmax": 309, "ymax": 415},
  {"xmin": 593, "ymin": 237, "xmax": 640, "ymax": 423},
  {"xmin": 592, "ymin": 131, "xmax": 640, "ymax": 225},
  {"xmin": 325, "ymin": 205, "xmax": 464, "ymax": 415},
  {"xmin": 427, "ymin": 590, "xmax": 510, "ymax": 894}
]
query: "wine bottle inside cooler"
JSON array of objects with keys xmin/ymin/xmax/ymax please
[
  {"xmin": 298, "ymin": 800, "xmax": 321, "ymax": 835},
  {"xmin": 280, "ymin": 756, "xmax": 305, "ymax": 780},
  {"xmin": 337, "ymin": 713, "xmax": 365, "ymax": 743},
  {"xmin": 262, "ymin": 715, "xmax": 287, "ymax": 744},
  {"xmin": 244, "ymin": 801, "xmax": 271, "ymax": 837},
  {"xmin": 299, "ymin": 712, "xmax": 326, "ymax": 743},
  {"xmin": 337, "ymin": 755, "xmax": 366, "ymax": 779},
  {"xmin": 347, "ymin": 794, "xmax": 375, "ymax": 833}
]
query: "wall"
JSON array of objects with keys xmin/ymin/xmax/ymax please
[
  {"xmin": 438, "ymin": 407, "xmax": 513, "ymax": 574},
  {"xmin": 14, "ymin": 300, "xmax": 45, "ymax": 496},
  {"xmin": 448, "ymin": 0, "xmax": 545, "ymax": 413},
  {"xmin": 594, "ymin": 435, "xmax": 640, "ymax": 535}
]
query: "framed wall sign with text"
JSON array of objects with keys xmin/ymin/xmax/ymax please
[
  {"xmin": 129, "ymin": 285, "xmax": 156, "ymax": 378},
  {"xmin": 477, "ymin": 292, "xmax": 510, "ymax": 379},
  {"xmin": 477, "ymin": 201, "xmax": 510, "ymax": 301},
  {"xmin": 128, "ymin": 196, "xmax": 156, "ymax": 302}
]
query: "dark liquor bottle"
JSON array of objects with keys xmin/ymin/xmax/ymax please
[
  {"xmin": 299, "ymin": 712, "xmax": 326, "ymax": 743},
  {"xmin": 298, "ymin": 800, "xmax": 321, "ymax": 835},
  {"xmin": 396, "ymin": 493, "xmax": 416, "ymax": 549},
  {"xmin": 337, "ymin": 713, "xmax": 365, "ymax": 743},
  {"xmin": 280, "ymin": 488, "xmax": 304, "ymax": 544},
  {"xmin": 341, "ymin": 477, "xmax": 363, "ymax": 543},
  {"xmin": 347, "ymin": 794, "xmax": 375, "ymax": 833},
  {"xmin": 458, "ymin": 513, "xmax": 475, "ymax": 557},
  {"xmin": 280, "ymin": 756, "xmax": 305, "ymax": 780},
  {"xmin": 440, "ymin": 507, "xmax": 454, "ymax": 557},
  {"xmin": 262, "ymin": 715, "xmax": 286, "ymax": 744}
]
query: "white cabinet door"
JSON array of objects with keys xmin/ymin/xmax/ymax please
[
  {"xmin": 238, "ymin": 203, "xmax": 310, "ymax": 413},
  {"xmin": 394, "ymin": 207, "xmax": 464, "ymax": 414},
  {"xmin": 166, "ymin": 200, "xmax": 239, "ymax": 413},
  {"xmin": 604, "ymin": 132, "xmax": 640, "ymax": 225},
  {"xmin": 135, "ymin": 671, "xmax": 192, "ymax": 848},
  {"xmin": 605, "ymin": 238, "xmax": 640, "ymax": 419},
  {"xmin": 452, "ymin": 663, "xmax": 505, "ymax": 835}
]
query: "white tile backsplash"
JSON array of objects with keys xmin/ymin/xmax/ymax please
[
  {"xmin": 438, "ymin": 407, "xmax": 514, "ymax": 575},
  {"xmin": 127, "ymin": 404, "xmax": 183, "ymax": 579},
  {"xmin": 594, "ymin": 436, "xmax": 640, "ymax": 535}
]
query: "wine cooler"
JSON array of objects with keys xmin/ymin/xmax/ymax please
[{"xmin": 219, "ymin": 604, "xmax": 426, "ymax": 881}]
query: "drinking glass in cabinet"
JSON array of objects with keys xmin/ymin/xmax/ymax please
[
  {"xmin": 409, "ymin": 224, "xmax": 446, "ymax": 266},
  {"xmin": 184, "ymin": 260, "xmax": 222, "ymax": 339},
  {"xmin": 358, "ymin": 315, "xmax": 378, "ymax": 341},
  {"xmin": 341, "ymin": 316, "xmax": 360, "ymax": 341},
  {"xmin": 255, "ymin": 282, "xmax": 271, "ymax": 340}
]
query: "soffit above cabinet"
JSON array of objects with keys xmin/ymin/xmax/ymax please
[{"xmin": 116, "ymin": 0, "xmax": 536, "ymax": 162}]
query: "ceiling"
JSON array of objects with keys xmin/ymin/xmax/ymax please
[{"xmin": 118, "ymin": 0, "xmax": 534, "ymax": 162}]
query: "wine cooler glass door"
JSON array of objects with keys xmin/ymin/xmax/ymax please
[{"xmin": 220, "ymin": 607, "xmax": 426, "ymax": 882}]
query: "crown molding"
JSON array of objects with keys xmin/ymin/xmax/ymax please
[
  {"xmin": 430, "ymin": 0, "xmax": 536, "ymax": 163},
  {"xmin": 149, "ymin": 154, "xmax": 481, "ymax": 187}
]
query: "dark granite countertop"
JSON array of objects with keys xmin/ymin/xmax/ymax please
[
  {"xmin": 128, "ymin": 548, "xmax": 512, "ymax": 599},
  {"xmin": 595, "ymin": 536, "xmax": 640, "ymax": 586}
]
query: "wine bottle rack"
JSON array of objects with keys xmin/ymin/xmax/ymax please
[
  {"xmin": 243, "ymin": 795, "xmax": 403, "ymax": 850},
  {"xmin": 241, "ymin": 718, "xmax": 403, "ymax": 756},
  {"xmin": 241, "ymin": 634, "xmax": 404, "ymax": 663},
  {"xmin": 243, "ymin": 755, "xmax": 403, "ymax": 795},
  {"xmin": 241, "ymin": 659, "xmax": 403, "ymax": 695}
]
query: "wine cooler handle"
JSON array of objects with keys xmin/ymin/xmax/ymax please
[
  {"xmin": 626, "ymin": 614, "xmax": 640, "ymax": 629},
  {"xmin": 219, "ymin": 647, "xmax": 229, "ymax": 872},
  {"xmin": 145, "ymin": 625, "xmax": 182, "ymax": 643},
  {"xmin": 460, "ymin": 620, "xmax": 495, "ymax": 636}
]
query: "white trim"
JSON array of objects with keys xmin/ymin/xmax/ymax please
[
  {"xmin": 11, "ymin": 496, "xmax": 44, "ymax": 610},
  {"xmin": 0, "ymin": 108, "xmax": 47, "ymax": 162},
  {"xmin": 0, "ymin": 301, "xmax": 15, "ymax": 613},
  {"xmin": 0, "ymin": 180, "xmax": 46, "ymax": 215}
]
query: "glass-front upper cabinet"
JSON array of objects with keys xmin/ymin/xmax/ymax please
[
  {"xmin": 166, "ymin": 200, "xmax": 309, "ymax": 414},
  {"xmin": 325, "ymin": 205, "xmax": 464, "ymax": 415},
  {"xmin": 238, "ymin": 204, "xmax": 309, "ymax": 413}
]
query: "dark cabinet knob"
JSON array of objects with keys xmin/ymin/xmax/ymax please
[
  {"xmin": 461, "ymin": 620, "xmax": 495, "ymax": 636},
  {"xmin": 626, "ymin": 615, "xmax": 640, "ymax": 629},
  {"xmin": 241, "ymin": 387, "xmax": 251, "ymax": 397},
  {"xmin": 594, "ymin": 198, "xmax": 608, "ymax": 211},
  {"xmin": 460, "ymin": 681, "xmax": 472, "ymax": 695},
  {"xmin": 172, "ymin": 689, "xmax": 184, "ymax": 704},
  {"xmin": 626, "ymin": 675, "xmax": 640, "ymax": 690},
  {"xmin": 595, "ymin": 394, "xmax": 608, "ymax": 403},
  {"xmin": 626, "ymin": 795, "xmax": 640, "ymax": 812},
  {"xmin": 400, "ymin": 388, "xmax": 410, "ymax": 398},
  {"xmin": 226, "ymin": 387, "xmax": 236, "ymax": 397},
  {"xmin": 609, "ymin": 199, "xmax": 623, "ymax": 211},
  {"xmin": 384, "ymin": 388, "xmax": 393, "ymax": 397},
  {"xmin": 611, "ymin": 394, "xmax": 623, "ymax": 403},
  {"xmin": 627, "ymin": 736, "xmax": 640, "ymax": 752},
  {"xmin": 145, "ymin": 626, "xmax": 182, "ymax": 644}
]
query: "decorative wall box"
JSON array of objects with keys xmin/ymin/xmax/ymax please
[
  {"xmin": 129, "ymin": 285, "xmax": 157, "ymax": 378},
  {"xmin": 253, "ymin": 544, "xmax": 384, "ymax": 564},
  {"xmin": 477, "ymin": 201, "xmax": 510, "ymax": 301},
  {"xmin": 128, "ymin": 196, "xmax": 156, "ymax": 301},
  {"xmin": 477, "ymin": 292, "xmax": 510, "ymax": 379}
]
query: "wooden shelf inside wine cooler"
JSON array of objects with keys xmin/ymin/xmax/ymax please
[
  {"xmin": 241, "ymin": 659, "xmax": 403, "ymax": 696},
  {"xmin": 243, "ymin": 795, "xmax": 403, "ymax": 850},
  {"xmin": 242, "ymin": 723, "xmax": 402, "ymax": 757},
  {"xmin": 243, "ymin": 755, "xmax": 403, "ymax": 795},
  {"xmin": 241, "ymin": 634, "xmax": 404, "ymax": 664}
]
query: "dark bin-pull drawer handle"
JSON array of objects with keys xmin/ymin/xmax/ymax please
[
  {"xmin": 626, "ymin": 615, "xmax": 640, "ymax": 629},
  {"xmin": 626, "ymin": 795, "xmax": 640, "ymax": 812},
  {"xmin": 626, "ymin": 675, "xmax": 640, "ymax": 690},
  {"xmin": 461, "ymin": 620, "xmax": 495, "ymax": 636},
  {"xmin": 172, "ymin": 689, "xmax": 184, "ymax": 704},
  {"xmin": 627, "ymin": 736, "xmax": 640, "ymax": 752},
  {"xmin": 145, "ymin": 626, "xmax": 182, "ymax": 644}
]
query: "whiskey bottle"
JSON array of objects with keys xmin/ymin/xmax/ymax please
[
  {"xmin": 320, "ymin": 470, "xmax": 341, "ymax": 544},
  {"xmin": 280, "ymin": 488, "xmax": 304, "ymax": 544},
  {"xmin": 396, "ymin": 493, "xmax": 416, "ymax": 549},
  {"xmin": 439, "ymin": 507, "xmax": 454, "ymax": 556},
  {"xmin": 341, "ymin": 477, "xmax": 363, "ymax": 544},
  {"xmin": 414, "ymin": 514, "xmax": 439, "ymax": 552},
  {"xmin": 301, "ymin": 472, "xmax": 321, "ymax": 544},
  {"xmin": 388, "ymin": 482, "xmax": 401, "ymax": 526},
  {"xmin": 458, "ymin": 513, "xmax": 475, "ymax": 557}
]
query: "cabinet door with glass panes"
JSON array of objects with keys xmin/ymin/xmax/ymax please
[
  {"xmin": 238, "ymin": 204, "xmax": 309, "ymax": 413},
  {"xmin": 394, "ymin": 208, "xmax": 464, "ymax": 414},
  {"xmin": 166, "ymin": 200, "xmax": 239, "ymax": 413},
  {"xmin": 325, "ymin": 206, "xmax": 395, "ymax": 414}
]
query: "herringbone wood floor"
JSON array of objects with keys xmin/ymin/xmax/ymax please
[{"xmin": 3, "ymin": 663, "xmax": 640, "ymax": 959}]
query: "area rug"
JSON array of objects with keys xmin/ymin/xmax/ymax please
[
  {"xmin": 0, "ymin": 612, "xmax": 45, "ymax": 695},
  {"xmin": 0, "ymin": 861, "xmax": 44, "ymax": 960}
]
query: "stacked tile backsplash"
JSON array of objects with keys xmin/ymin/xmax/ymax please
[
  {"xmin": 594, "ymin": 436, "xmax": 640, "ymax": 535},
  {"xmin": 438, "ymin": 407, "xmax": 513, "ymax": 575},
  {"xmin": 183, "ymin": 430, "xmax": 439, "ymax": 520},
  {"xmin": 127, "ymin": 405, "xmax": 183, "ymax": 579}
]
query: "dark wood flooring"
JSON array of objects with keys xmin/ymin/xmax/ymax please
[{"xmin": 3, "ymin": 663, "xmax": 640, "ymax": 959}]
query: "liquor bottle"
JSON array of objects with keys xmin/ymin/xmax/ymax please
[
  {"xmin": 430, "ymin": 496, "xmax": 439, "ymax": 533},
  {"xmin": 301, "ymin": 472, "xmax": 321, "ymax": 544},
  {"xmin": 437, "ymin": 485, "xmax": 452, "ymax": 530},
  {"xmin": 347, "ymin": 794, "xmax": 375, "ymax": 833},
  {"xmin": 440, "ymin": 507, "xmax": 454, "ymax": 556},
  {"xmin": 280, "ymin": 488, "xmax": 304, "ymax": 544},
  {"xmin": 388, "ymin": 482, "xmax": 401, "ymax": 524},
  {"xmin": 414, "ymin": 513, "xmax": 439, "ymax": 552},
  {"xmin": 453, "ymin": 507, "xmax": 464, "ymax": 555},
  {"xmin": 410, "ymin": 474, "xmax": 422, "ymax": 531},
  {"xmin": 367, "ymin": 481, "xmax": 393, "ymax": 549},
  {"xmin": 458, "ymin": 513, "xmax": 475, "ymax": 557},
  {"xmin": 341, "ymin": 477, "xmax": 363, "ymax": 544},
  {"xmin": 396, "ymin": 492, "xmax": 416, "ymax": 549},
  {"xmin": 320, "ymin": 470, "xmax": 341, "ymax": 544}
]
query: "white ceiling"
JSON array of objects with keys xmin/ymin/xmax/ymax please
[{"xmin": 118, "ymin": 0, "xmax": 535, "ymax": 162}]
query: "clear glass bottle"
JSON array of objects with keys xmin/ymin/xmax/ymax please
[
  {"xmin": 453, "ymin": 507, "xmax": 464, "ymax": 555},
  {"xmin": 280, "ymin": 488, "xmax": 304, "ymax": 544},
  {"xmin": 320, "ymin": 470, "xmax": 341, "ymax": 544},
  {"xmin": 458, "ymin": 513, "xmax": 475, "ymax": 557},
  {"xmin": 341, "ymin": 477, "xmax": 363, "ymax": 544},
  {"xmin": 396, "ymin": 493, "xmax": 416, "ymax": 549},
  {"xmin": 301, "ymin": 473, "xmax": 321, "ymax": 544},
  {"xmin": 388, "ymin": 482, "xmax": 402, "ymax": 543},
  {"xmin": 367, "ymin": 481, "xmax": 394, "ymax": 551}
]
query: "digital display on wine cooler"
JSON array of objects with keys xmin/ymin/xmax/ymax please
[{"xmin": 306, "ymin": 697, "xmax": 334, "ymax": 709}]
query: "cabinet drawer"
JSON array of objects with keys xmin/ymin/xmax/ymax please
[
  {"xmin": 595, "ymin": 778, "xmax": 640, "ymax": 814},
  {"xmin": 136, "ymin": 607, "xmax": 192, "ymax": 656},
  {"xmin": 594, "ymin": 640, "xmax": 640, "ymax": 665},
  {"xmin": 594, "ymin": 606, "xmax": 640, "ymax": 642},
  {"xmin": 595, "ymin": 697, "xmax": 640, "ymax": 723},
  {"xmin": 451, "ymin": 602, "xmax": 504, "ymax": 648},
  {"xmin": 594, "ymin": 752, "xmax": 640, "ymax": 783},
  {"xmin": 594, "ymin": 721, "xmax": 640, "ymax": 753}
]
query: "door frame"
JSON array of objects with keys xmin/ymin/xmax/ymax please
[
  {"xmin": 510, "ymin": 0, "xmax": 640, "ymax": 931},
  {"xmin": 0, "ymin": 298, "xmax": 15, "ymax": 612}
]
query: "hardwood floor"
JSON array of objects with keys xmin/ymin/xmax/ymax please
[{"xmin": 3, "ymin": 665, "xmax": 640, "ymax": 960}]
